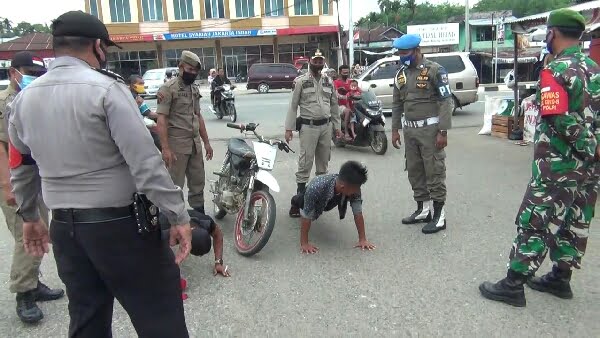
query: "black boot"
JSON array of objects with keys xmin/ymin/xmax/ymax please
[
  {"xmin": 479, "ymin": 270, "xmax": 527, "ymax": 307},
  {"xmin": 193, "ymin": 205, "xmax": 205, "ymax": 215},
  {"xmin": 32, "ymin": 281, "xmax": 65, "ymax": 302},
  {"xmin": 422, "ymin": 201, "xmax": 446, "ymax": 234},
  {"xmin": 527, "ymin": 267, "xmax": 573, "ymax": 299},
  {"xmin": 16, "ymin": 291, "xmax": 43, "ymax": 324},
  {"xmin": 289, "ymin": 183, "xmax": 306, "ymax": 218},
  {"xmin": 401, "ymin": 201, "xmax": 432, "ymax": 224}
]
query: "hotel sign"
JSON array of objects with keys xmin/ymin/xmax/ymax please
[
  {"xmin": 406, "ymin": 23, "xmax": 460, "ymax": 46},
  {"xmin": 162, "ymin": 29, "xmax": 277, "ymax": 40}
]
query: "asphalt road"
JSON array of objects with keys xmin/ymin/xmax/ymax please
[{"xmin": 0, "ymin": 91, "xmax": 598, "ymax": 336}]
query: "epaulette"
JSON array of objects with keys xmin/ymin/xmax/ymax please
[{"xmin": 94, "ymin": 68, "xmax": 125, "ymax": 83}]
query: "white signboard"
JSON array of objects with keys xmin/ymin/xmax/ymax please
[{"xmin": 406, "ymin": 23, "xmax": 460, "ymax": 46}]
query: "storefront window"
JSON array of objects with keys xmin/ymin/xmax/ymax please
[
  {"xmin": 205, "ymin": 0, "xmax": 225, "ymax": 19},
  {"xmin": 107, "ymin": 50, "xmax": 158, "ymax": 79},
  {"xmin": 278, "ymin": 43, "xmax": 319, "ymax": 65},
  {"xmin": 235, "ymin": 0, "xmax": 255, "ymax": 18},
  {"xmin": 294, "ymin": 0, "xmax": 313, "ymax": 16},
  {"xmin": 265, "ymin": 0, "xmax": 284, "ymax": 17},
  {"xmin": 164, "ymin": 48, "xmax": 216, "ymax": 79},
  {"xmin": 221, "ymin": 44, "xmax": 275, "ymax": 78}
]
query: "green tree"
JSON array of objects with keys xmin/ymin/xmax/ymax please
[{"xmin": 473, "ymin": 0, "xmax": 572, "ymax": 17}]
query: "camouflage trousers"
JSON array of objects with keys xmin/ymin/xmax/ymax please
[{"xmin": 509, "ymin": 176, "xmax": 599, "ymax": 276}]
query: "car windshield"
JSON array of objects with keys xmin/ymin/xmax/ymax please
[{"xmin": 143, "ymin": 71, "xmax": 164, "ymax": 80}]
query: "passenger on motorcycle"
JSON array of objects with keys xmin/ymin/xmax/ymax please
[
  {"xmin": 290, "ymin": 161, "xmax": 376, "ymax": 254},
  {"xmin": 333, "ymin": 65, "xmax": 353, "ymax": 141},
  {"xmin": 345, "ymin": 79, "xmax": 362, "ymax": 140},
  {"xmin": 161, "ymin": 209, "xmax": 231, "ymax": 298},
  {"xmin": 211, "ymin": 68, "xmax": 231, "ymax": 108}
]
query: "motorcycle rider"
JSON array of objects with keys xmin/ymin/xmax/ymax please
[{"xmin": 211, "ymin": 68, "xmax": 231, "ymax": 110}]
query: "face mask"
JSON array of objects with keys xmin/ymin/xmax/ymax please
[
  {"xmin": 16, "ymin": 70, "xmax": 38, "ymax": 90},
  {"xmin": 545, "ymin": 30, "xmax": 554, "ymax": 55},
  {"xmin": 310, "ymin": 64, "xmax": 324, "ymax": 74},
  {"xmin": 181, "ymin": 71, "xmax": 197, "ymax": 85},
  {"xmin": 400, "ymin": 52, "xmax": 416, "ymax": 66},
  {"xmin": 93, "ymin": 44, "xmax": 108, "ymax": 69},
  {"xmin": 133, "ymin": 84, "xmax": 145, "ymax": 94},
  {"xmin": 340, "ymin": 73, "xmax": 349, "ymax": 80}
]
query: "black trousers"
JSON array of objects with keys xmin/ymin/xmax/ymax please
[{"xmin": 50, "ymin": 215, "xmax": 188, "ymax": 338}]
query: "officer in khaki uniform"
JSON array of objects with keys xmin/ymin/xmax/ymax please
[
  {"xmin": 390, "ymin": 34, "xmax": 453, "ymax": 234},
  {"xmin": 157, "ymin": 51, "xmax": 213, "ymax": 214},
  {"xmin": 0, "ymin": 52, "xmax": 64, "ymax": 323},
  {"xmin": 285, "ymin": 50, "xmax": 342, "ymax": 217}
]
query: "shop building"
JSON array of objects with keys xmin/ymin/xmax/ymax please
[{"xmin": 86, "ymin": 0, "xmax": 339, "ymax": 80}]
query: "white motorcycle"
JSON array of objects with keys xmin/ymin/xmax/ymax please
[
  {"xmin": 209, "ymin": 83, "xmax": 237, "ymax": 122},
  {"xmin": 210, "ymin": 123, "xmax": 293, "ymax": 256}
]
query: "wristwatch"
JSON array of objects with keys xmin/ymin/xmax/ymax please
[
  {"xmin": 439, "ymin": 130, "xmax": 447, "ymax": 136},
  {"xmin": 215, "ymin": 259, "xmax": 223, "ymax": 265}
]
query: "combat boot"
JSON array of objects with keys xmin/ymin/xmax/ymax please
[
  {"xmin": 16, "ymin": 291, "xmax": 43, "ymax": 324},
  {"xmin": 527, "ymin": 267, "xmax": 573, "ymax": 299},
  {"xmin": 32, "ymin": 281, "xmax": 64, "ymax": 302},
  {"xmin": 421, "ymin": 201, "xmax": 446, "ymax": 234},
  {"xmin": 479, "ymin": 270, "xmax": 527, "ymax": 307},
  {"xmin": 401, "ymin": 201, "xmax": 432, "ymax": 224},
  {"xmin": 289, "ymin": 183, "xmax": 306, "ymax": 218}
]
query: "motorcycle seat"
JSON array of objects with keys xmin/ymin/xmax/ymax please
[{"xmin": 228, "ymin": 138, "xmax": 255, "ymax": 159}]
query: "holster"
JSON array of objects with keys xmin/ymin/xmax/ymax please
[
  {"xmin": 296, "ymin": 116, "xmax": 303, "ymax": 132},
  {"xmin": 132, "ymin": 193, "xmax": 160, "ymax": 236}
]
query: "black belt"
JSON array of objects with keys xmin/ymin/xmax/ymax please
[
  {"xmin": 299, "ymin": 117, "xmax": 330, "ymax": 126},
  {"xmin": 52, "ymin": 205, "xmax": 133, "ymax": 224}
]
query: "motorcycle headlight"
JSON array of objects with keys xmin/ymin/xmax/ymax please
[{"xmin": 367, "ymin": 108, "xmax": 381, "ymax": 116}]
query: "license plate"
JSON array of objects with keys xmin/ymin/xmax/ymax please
[{"xmin": 362, "ymin": 117, "xmax": 371, "ymax": 127}]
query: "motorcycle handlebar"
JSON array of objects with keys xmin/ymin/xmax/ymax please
[{"xmin": 227, "ymin": 123, "xmax": 242, "ymax": 130}]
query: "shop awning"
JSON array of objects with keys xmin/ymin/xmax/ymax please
[
  {"xmin": 509, "ymin": 1, "xmax": 600, "ymax": 34},
  {"xmin": 507, "ymin": 1, "xmax": 600, "ymax": 24},
  {"xmin": 277, "ymin": 25, "xmax": 338, "ymax": 36}
]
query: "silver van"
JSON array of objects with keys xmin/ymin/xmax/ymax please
[{"xmin": 355, "ymin": 52, "xmax": 479, "ymax": 115}]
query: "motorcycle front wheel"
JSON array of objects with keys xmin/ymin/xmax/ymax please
[
  {"xmin": 228, "ymin": 103, "xmax": 237, "ymax": 123},
  {"xmin": 234, "ymin": 189, "xmax": 276, "ymax": 256},
  {"xmin": 370, "ymin": 131, "xmax": 388, "ymax": 155}
]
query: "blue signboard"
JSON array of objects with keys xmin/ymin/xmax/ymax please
[{"xmin": 162, "ymin": 29, "xmax": 277, "ymax": 40}]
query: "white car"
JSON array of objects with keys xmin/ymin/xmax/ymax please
[
  {"xmin": 355, "ymin": 52, "xmax": 480, "ymax": 115},
  {"xmin": 0, "ymin": 79, "xmax": 9, "ymax": 91},
  {"xmin": 142, "ymin": 67, "xmax": 178, "ymax": 98}
]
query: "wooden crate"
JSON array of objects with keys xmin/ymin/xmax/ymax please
[{"xmin": 491, "ymin": 115, "xmax": 524, "ymax": 139}]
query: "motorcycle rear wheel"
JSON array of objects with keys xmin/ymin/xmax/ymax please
[
  {"xmin": 370, "ymin": 131, "xmax": 388, "ymax": 155},
  {"xmin": 234, "ymin": 189, "xmax": 276, "ymax": 256}
]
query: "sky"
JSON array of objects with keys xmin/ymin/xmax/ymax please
[{"xmin": 1, "ymin": 0, "xmax": 479, "ymax": 26}]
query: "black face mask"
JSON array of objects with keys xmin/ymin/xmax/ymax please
[
  {"xmin": 181, "ymin": 71, "xmax": 197, "ymax": 85},
  {"xmin": 93, "ymin": 45, "xmax": 108, "ymax": 69},
  {"xmin": 340, "ymin": 74, "xmax": 349, "ymax": 81},
  {"xmin": 310, "ymin": 64, "xmax": 324, "ymax": 74}
]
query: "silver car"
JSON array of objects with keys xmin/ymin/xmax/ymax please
[{"xmin": 355, "ymin": 52, "xmax": 479, "ymax": 115}]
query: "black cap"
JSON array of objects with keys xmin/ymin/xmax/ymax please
[
  {"xmin": 11, "ymin": 51, "xmax": 47, "ymax": 72},
  {"xmin": 51, "ymin": 10, "xmax": 121, "ymax": 49}
]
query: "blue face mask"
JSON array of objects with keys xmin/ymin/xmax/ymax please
[
  {"xmin": 17, "ymin": 71, "xmax": 38, "ymax": 90},
  {"xmin": 545, "ymin": 30, "xmax": 554, "ymax": 55},
  {"xmin": 400, "ymin": 52, "xmax": 416, "ymax": 66},
  {"xmin": 139, "ymin": 102, "xmax": 151, "ymax": 115}
]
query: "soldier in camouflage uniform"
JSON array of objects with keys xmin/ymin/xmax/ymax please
[{"xmin": 479, "ymin": 9, "xmax": 600, "ymax": 307}]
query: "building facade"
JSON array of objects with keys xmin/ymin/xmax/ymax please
[{"xmin": 85, "ymin": 0, "xmax": 338, "ymax": 79}]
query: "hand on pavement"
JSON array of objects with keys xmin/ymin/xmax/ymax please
[
  {"xmin": 23, "ymin": 220, "xmax": 49, "ymax": 257},
  {"xmin": 170, "ymin": 224, "xmax": 192, "ymax": 265},
  {"xmin": 301, "ymin": 243, "xmax": 319, "ymax": 254},
  {"xmin": 354, "ymin": 240, "xmax": 376, "ymax": 251},
  {"xmin": 214, "ymin": 264, "xmax": 231, "ymax": 277}
]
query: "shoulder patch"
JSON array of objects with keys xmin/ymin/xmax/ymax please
[
  {"xmin": 539, "ymin": 69, "xmax": 568, "ymax": 116},
  {"xmin": 94, "ymin": 68, "xmax": 125, "ymax": 83},
  {"xmin": 157, "ymin": 92, "xmax": 165, "ymax": 104},
  {"xmin": 8, "ymin": 142, "xmax": 23, "ymax": 169}
]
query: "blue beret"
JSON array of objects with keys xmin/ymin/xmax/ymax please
[{"xmin": 393, "ymin": 34, "xmax": 421, "ymax": 50}]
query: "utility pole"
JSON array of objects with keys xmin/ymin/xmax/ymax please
[
  {"xmin": 465, "ymin": 0, "xmax": 470, "ymax": 52},
  {"xmin": 335, "ymin": 0, "xmax": 347, "ymax": 65},
  {"xmin": 349, "ymin": 0, "xmax": 355, "ymax": 67}
]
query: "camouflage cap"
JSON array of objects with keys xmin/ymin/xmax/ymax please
[
  {"xmin": 547, "ymin": 8, "xmax": 586, "ymax": 31},
  {"xmin": 180, "ymin": 50, "xmax": 201, "ymax": 69}
]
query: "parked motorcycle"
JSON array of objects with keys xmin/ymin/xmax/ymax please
[
  {"xmin": 209, "ymin": 84, "xmax": 237, "ymax": 122},
  {"xmin": 333, "ymin": 89, "xmax": 388, "ymax": 155},
  {"xmin": 210, "ymin": 123, "xmax": 294, "ymax": 256}
]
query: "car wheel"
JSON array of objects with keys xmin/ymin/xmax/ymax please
[{"xmin": 258, "ymin": 83, "xmax": 270, "ymax": 94}]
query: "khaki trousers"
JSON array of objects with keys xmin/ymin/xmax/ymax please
[
  {"xmin": 168, "ymin": 144, "xmax": 205, "ymax": 209},
  {"xmin": 296, "ymin": 123, "xmax": 332, "ymax": 184},
  {"xmin": 1, "ymin": 196, "xmax": 49, "ymax": 293}
]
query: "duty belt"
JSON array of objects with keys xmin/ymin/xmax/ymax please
[
  {"xmin": 52, "ymin": 205, "xmax": 133, "ymax": 224},
  {"xmin": 299, "ymin": 117, "xmax": 330, "ymax": 126},
  {"xmin": 402, "ymin": 116, "xmax": 439, "ymax": 128}
]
